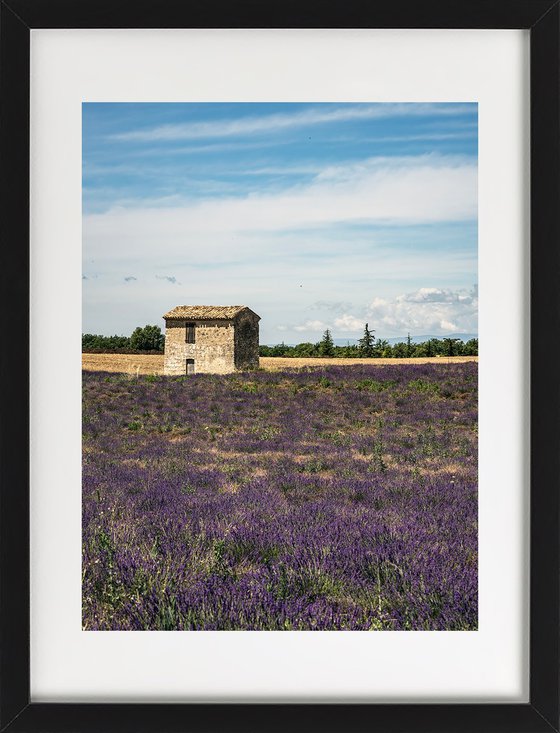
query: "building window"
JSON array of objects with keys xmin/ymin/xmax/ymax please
[
  {"xmin": 186, "ymin": 359, "xmax": 195, "ymax": 375},
  {"xmin": 185, "ymin": 323, "xmax": 195, "ymax": 343}
]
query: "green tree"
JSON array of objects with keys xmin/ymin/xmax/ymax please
[
  {"xmin": 130, "ymin": 324, "xmax": 164, "ymax": 351},
  {"xmin": 392, "ymin": 342, "xmax": 407, "ymax": 358},
  {"xmin": 443, "ymin": 337, "xmax": 460, "ymax": 357},
  {"xmin": 405, "ymin": 333, "xmax": 412, "ymax": 357},
  {"xmin": 271, "ymin": 342, "xmax": 289, "ymax": 357},
  {"xmin": 374, "ymin": 338, "xmax": 390, "ymax": 357},
  {"xmin": 412, "ymin": 341, "xmax": 427, "ymax": 357},
  {"xmin": 82, "ymin": 333, "xmax": 131, "ymax": 351},
  {"xmin": 318, "ymin": 329, "xmax": 335, "ymax": 357},
  {"xmin": 358, "ymin": 323, "xmax": 376, "ymax": 357},
  {"xmin": 431, "ymin": 338, "xmax": 444, "ymax": 356},
  {"xmin": 463, "ymin": 338, "xmax": 478, "ymax": 356},
  {"xmin": 340, "ymin": 343, "xmax": 360, "ymax": 358},
  {"xmin": 293, "ymin": 342, "xmax": 317, "ymax": 357}
]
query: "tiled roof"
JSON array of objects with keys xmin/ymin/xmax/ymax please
[{"xmin": 163, "ymin": 305, "xmax": 258, "ymax": 320}]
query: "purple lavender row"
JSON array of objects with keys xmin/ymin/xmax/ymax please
[{"xmin": 82, "ymin": 362, "xmax": 478, "ymax": 630}]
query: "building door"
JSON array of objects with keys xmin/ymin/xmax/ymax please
[{"xmin": 186, "ymin": 358, "xmax": 195, "ymax": 375}]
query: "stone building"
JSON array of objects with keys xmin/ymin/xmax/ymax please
[{"xmin": 163, "ymin": 305, "xmax": 260, "ymax": 375}]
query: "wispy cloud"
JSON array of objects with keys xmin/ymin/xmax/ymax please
[
  {"xmin": 131, "ymin": 140, "xmax": 279, "ymax": 157},
  {"xmin": 309, "ymin": 300, "xmax": 353, "ymax": 312},
  {"xmin": 84, "ymin": 154, "xmax": 477, "ymax": 261},
  {"xmin": 362, "ymin": 132, "xmax": 476, "ymax": 144},
  {"xmin": 83, "ymin": 102, "xmax": 477, "ymax": 339},
  {"xmin": 112, "ymin": 104, "xmax": 475, "ymax": 143}
]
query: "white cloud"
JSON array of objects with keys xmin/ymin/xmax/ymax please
[
  {"xmin": 365, "ymin": 285, "xmax": 478, "ymax": 335},
  {"xmin": 334, "ymin": 314, "xmax": 364, "ymax": 331},
  {"xmin": 112, "ymin": 104, "xmax": 474, "ymax": 143},
  {"xmin": 284, "ymin": 285, "xmax": 477, "ymax": 339},
  {"xmin": 83, "ymin": 154, "xmax": 477, "ymax": 268},
  {"xmin": 398, "ymin": 286, "xmax": 476, "ymax": 305},
  {"xmin": 293, "ymin": 320, "xmax": 328, "ymax": 333},
  {"xmin": 82, "ymin": 150, "xmax": 477, "ymax": 338}
]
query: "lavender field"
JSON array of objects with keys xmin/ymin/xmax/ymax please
[{"xmin": 82, "ymin": 363, "xmax": 478, "ymax": 631}]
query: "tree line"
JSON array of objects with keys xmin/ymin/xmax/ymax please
[
  {"xmin": 259, "ymin": 325, "xmax": 478, "ymax": 358},
  {"xmin": 83, "ymin": 323, "xmax": 478, "ymax": 358},
  {"xmin": 82, "ymin": 325, "xmax": 164, "ymax": 353}
]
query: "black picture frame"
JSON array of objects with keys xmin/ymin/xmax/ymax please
[{"xmin": 1, "ymin": 1, "xmax": 558, "ymax": 731}]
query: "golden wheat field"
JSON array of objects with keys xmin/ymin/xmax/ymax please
[{"xmin": 82, "ymin": 353, "xmax": 478, "ymax": 375}]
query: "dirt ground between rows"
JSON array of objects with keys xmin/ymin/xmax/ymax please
[{"xmin": 82, "ymin": 353, "xmax": 478, "ymax": 375}]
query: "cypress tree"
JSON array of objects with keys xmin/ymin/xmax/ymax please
[
  {"xmin": 319, "ymin": 329, "xmax": 335, "ymax": 357},
  {"xmin": 358, "ymin": 323, "xmax": 375, "ymax": 357}
]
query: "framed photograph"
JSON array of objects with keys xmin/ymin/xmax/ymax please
[{"xmin": 1, "ymin": 1, "xmax": 558, "ymax": 731}]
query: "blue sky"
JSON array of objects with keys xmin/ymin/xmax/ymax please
[{"xmin": 82, "ymin": 102, "xmax": 478, "ymax": 342}]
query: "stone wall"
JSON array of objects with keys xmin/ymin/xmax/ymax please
[
  {"xmin": 163, "ymin": 319, "xmax": 236, "ymax": 375},
  {"xmin": 234, "ymin": 312, "xmax": 260, "ymax": 370}
]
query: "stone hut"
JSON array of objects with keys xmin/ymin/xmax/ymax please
[{"xmin": 163, "ymin": 305, "xmax": 260, "ymax": 375}]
